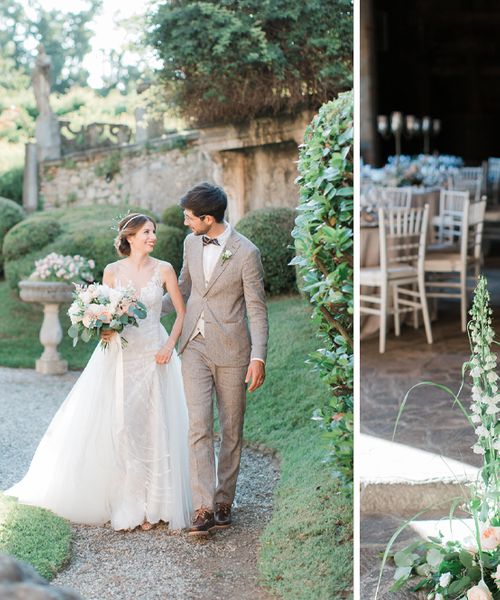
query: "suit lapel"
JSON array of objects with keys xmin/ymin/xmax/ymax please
[{"xmin": 204, "ymin": 232, "xmax": 241, "ymax": 295}]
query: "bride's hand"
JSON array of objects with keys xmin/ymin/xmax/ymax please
[
  {"xmin": 155, "ymin": 343, "xmax": 174, "ymax": 364},
  {"xmin": 100, "ymin": 329, "xmax": 116, "ymax": 342}
]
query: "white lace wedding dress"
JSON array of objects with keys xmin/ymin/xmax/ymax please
[{"xmin": 6, "ymin": 264, "xmax": 192, "ymax": 530}]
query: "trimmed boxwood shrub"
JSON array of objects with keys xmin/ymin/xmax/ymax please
[
  {"xmin": 235, "ymin": 207, "xmax": 296, "ymax": 295},
  {"xmin": 3, "ymin": 216, "xmax": 61, "ymax": 263},
  {"xmin": 161, "ymin": 205, "xmax": 186, "ymax": 231},
  {"xmin": 3, "ymin": 205, "xmax": 173, "ymax": 290},
  {"xmin": 0, "ymin": 166, "xmax": 24, "ymax": 205},
  {"xmin": 151, "ymin": 224, "xmax": 185, "ymax": 274},
  {"xmin": 0, "ymin": 196, "xmax": 25, "ymax": 273}
]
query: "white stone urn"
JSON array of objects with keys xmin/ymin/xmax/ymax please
[{"xmin": 19, "ymin": 280, "xmax": 74, "ymax": 375}]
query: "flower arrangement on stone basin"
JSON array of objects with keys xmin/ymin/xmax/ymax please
[
  {"xmin": 377, "ymin": 276, "xmax": 499, "ymax": 600},
  {"xmin": 30, "ymin": 252, "xmax": 95, "ymax": 285}
]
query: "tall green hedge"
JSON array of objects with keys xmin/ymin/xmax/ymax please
[
  {"xmin": 0, "ymin": 167, "xmax": 24, "ymax": 205},
  {"xmin": 292, "ymin": 90, "xmax": 353, "ymax": 483},
  {"xmin": 3, "ymin": 206, "xmax": 184, "ymax": 289},
  {"xmin": 236, "ymin": 207, "xmax": 297, "ymax": 295}
]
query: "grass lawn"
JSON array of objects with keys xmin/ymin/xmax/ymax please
[
  {"xmin": 0, "ymin": 493, "xmax": 71, "ymax": 580},
  {"xmin": 245, "ymin": 295, "xmax": 353, "ymax": 600},
  {"xmin": 0, "ymin": 282, "xmax": 352, "ymax": 597}
]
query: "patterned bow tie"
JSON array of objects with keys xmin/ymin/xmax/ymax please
[{"xmin": 202, "ymin": 235, "xmax": 221, "ymax": 246}]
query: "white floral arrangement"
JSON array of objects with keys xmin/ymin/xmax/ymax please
[
  {"xmin": 30, "ymin": 252, "xmax": 95, "ymax": 284},
  {"xmin": 362, "ymin": 154, "xmax": 464, "ymax": 189},
  {"xmin": 377, "ymin": 277, "xmax": 499, "ymax": 600},
  {"xmin": 67, "ymin": 283, "xmax": 147, "ymax": 349}
]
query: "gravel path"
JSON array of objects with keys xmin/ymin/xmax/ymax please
[{"xmin": 0, "ymin": 367, "xmax": 279, "ymax": 600}]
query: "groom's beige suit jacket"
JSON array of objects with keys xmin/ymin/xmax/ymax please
[{"xmin": 162, "ymin": 229, "xmax": 268, "ymax": 366}]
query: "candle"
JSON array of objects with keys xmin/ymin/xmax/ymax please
[
  {"xmin": 377, "ymin": 115, "xmax": 388, "ymax": 136},
  {"xmin": 390, "ymin": 111, "xmax": 403, "ymax": 133}
]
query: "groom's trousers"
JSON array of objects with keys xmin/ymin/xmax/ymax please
[{"xmin": 181, "ymin": 334, "xmax": 248, "ymax": 510}]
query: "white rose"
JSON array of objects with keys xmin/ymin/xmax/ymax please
[{"xmin": 439, "ymin": 572, "xmax": 452, "ymax": 587}]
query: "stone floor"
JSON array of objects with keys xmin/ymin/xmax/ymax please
[{"xmin": 360, "ymin": 265, "xmax": 500, "ymax": 598}]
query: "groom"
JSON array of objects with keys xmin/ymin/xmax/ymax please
[{"xmin": 162, "ymin": 182, "xmax": 269, "ymax": 536}]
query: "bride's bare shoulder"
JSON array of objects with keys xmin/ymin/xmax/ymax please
[{"xmin": 104, "ymin": 260, "xmax": 122, "ymax": 274}]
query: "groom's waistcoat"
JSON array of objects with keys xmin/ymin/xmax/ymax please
[{"xmin": 163, "ymin": 230, "xmax": 268, "ymax": 367}]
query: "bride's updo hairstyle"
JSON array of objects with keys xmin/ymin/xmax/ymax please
[{"xmin": 114, "ymin": 213, "xmax": 157, "ymax": 257}]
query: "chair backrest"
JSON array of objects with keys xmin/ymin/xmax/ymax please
[
  {"xmin": 378, "ymin": 205, "xmax": 429, "ymax": 275},
  {"xmin": 450, "ymin": 173, "xmax": 482, "ymax": 202},
  {"xmin": 458, "ymin": 167, "xmax": 482, "ymax": 181},
  {"xmin": 436, "ymin": 190, "xmax": 469, "ymax": 244},
  {"xmin": 372, "ymin": 186, "xmax": 412, "ymax": 208},
  {"xmin": 487, "ymin": 158, "xmax": 500, "ymax": 205},
  {"xmin": 462, "ymin": 200, "xmax": 486, "ymax": 261}
]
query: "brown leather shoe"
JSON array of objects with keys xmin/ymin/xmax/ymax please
[
  {"xmin": 214, "ymin": 503, "xmax": 232, "ymax": 528},
  {"xmin": 188, "ymin": 508, "xmax": 216, "ymax": 537}
]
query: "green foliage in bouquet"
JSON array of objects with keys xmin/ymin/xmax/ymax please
[
  {"xmin": 3, "ymin": 206, "xmax": 185, "ymax": 289},
  {"xmin": 235, "ymin": 207, "xmax": 297, "ymax": 296},
  {"xmin": 292, "ymin": 91, "xmax": 353, "ymax": 483},
  {"xmin": 0, "ymin": 196, "xmax": 25, "ymax": 273},
  {"xmin": 377, "ymin": 276, "xmax": 500, "ymax": 600}
]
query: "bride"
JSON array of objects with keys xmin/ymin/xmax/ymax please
[{"xmin": 6, "ymin": 213, "xmax": 192, "ymax": 531}]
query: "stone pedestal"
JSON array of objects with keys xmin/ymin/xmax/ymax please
[
  {"xmin": 35, "ymin": 113, "xmax": 61, "ymax": 162},
  {"xmin": 19, "ymin": 280, "xmax": 73, "ymax": 375},
  {"xmin": 23, "ymin": 142, "xmax": 38, "ymax": 213}
]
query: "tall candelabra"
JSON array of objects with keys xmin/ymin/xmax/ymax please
[{"xmin": 377, "ymin": 112, "xmax": 442, "ymax": 163}]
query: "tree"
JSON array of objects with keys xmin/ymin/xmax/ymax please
[
  {"xmin": 0, "ymin": 0, "xmax": 102, "ymax": 93},
  {"xmin": 148, "ymin": 0, "xmax": 353, "ymax": 125}
]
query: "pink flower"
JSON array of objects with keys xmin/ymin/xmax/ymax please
[
  {"xmin": 467, "ymin": 581, "xmax": 493, "ymax": 600},
  {"xmin": 480, "ymin": 526, "xmax": 500, "ymax": 551}
]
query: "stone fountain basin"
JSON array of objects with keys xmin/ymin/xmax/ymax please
[{"xmin": 19, "ymin": 280, "xmax": 74, "ymax": 304}]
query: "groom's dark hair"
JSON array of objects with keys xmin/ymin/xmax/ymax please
[{"xmin": 180, "ymin": 182, "xmax": 227, "ymax": 222}]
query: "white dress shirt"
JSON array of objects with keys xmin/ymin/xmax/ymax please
[{"xmin": 190, "ymin": 222, "xmax": 232, "ymax": 340}]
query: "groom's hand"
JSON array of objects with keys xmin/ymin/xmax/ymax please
[{"xmin": 245, "ymin": 360, "xmax": 265, "ymax": 392}]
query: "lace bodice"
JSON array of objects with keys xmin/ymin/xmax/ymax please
[{"xmin": 116, "ymin": 261, "xmax": 167, "ymax": 355}]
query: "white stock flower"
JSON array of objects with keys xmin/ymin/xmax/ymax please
[
  {"xmin": 475, "ymin": 425, "xmax": 489, "ymax": 438},
  {"xmin": 473, "ymin": 444, "xmax": 485, "ymax": 455},
  {"xmin": 471, "ymin": 414, "xmax": 482, "ymax": 423},
  {"xmin": 439, "ymin": 572, "xmax": 452, "ymax": 587},
  {"xmin": 487, "ymin": 371, "xmax": 498, "ymax": 382}
]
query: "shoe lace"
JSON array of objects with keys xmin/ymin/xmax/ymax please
[
  {"xmin": 217, "ymin": 503, "xmax": 231, "ymax": 516},
  {"xmin": 193, "ymin": 508, "xmax": 211, "ymax": 521}
]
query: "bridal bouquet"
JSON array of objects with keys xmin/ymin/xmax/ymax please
[
  {"xmin": 378, "ymin": 277, "xmax": 499, "ymax": 600},
  {"xmin": 67, "ymin": 283, "xmax": 147, "ymax": 348}
]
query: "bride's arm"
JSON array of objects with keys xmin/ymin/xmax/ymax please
[{"xmin": 155, "ymin": 264, "xmax": 186, "ymax": 365}]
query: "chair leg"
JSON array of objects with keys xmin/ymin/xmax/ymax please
[
  {"xmin": 392, "ymin": 283, "xmax": 400, "ymax": 336},
  {"xmin": 412, "ymin": 281, "xmax": 419, "ymax": 329},
  {"xmin": 460, "ymin": 269, "xmax": 467, "ymax": 333},
  {"xmin": 380, "ymin": 280, "xmax": 388, "ymax": 353},
  {"xmin": 418, "ymin": 274, "xmax": 433, "ymax": 345}
]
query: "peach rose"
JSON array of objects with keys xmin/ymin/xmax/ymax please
[
  {"xmin": 467, "ymin": 581, "xmax": 493, "ymax": 600},
  {"xmin": 480, "ymin": 526, "xmax": 500, "ymax": 551}
]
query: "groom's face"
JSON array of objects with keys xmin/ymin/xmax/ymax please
[{"xmin": 183, "ymin": 209, "xmax": 212, "ymax": 235}]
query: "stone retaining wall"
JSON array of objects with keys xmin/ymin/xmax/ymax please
[{"xmin": 39, "ymin": 112, "xmax": 312, "ymax": 223}]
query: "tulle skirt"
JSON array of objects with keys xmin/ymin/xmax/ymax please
[{"xmin": 6, "ymin": 334, "xmax": 192, "ymax": 530}]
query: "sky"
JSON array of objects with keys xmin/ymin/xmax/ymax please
[{"xmin": 35, "ymin": 0, "xmax": 156, "ymax": 87}]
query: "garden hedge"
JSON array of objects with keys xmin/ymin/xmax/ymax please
[
  {"xmin": 0, "ymin": 166, "xmax": 24, "ymax": 205},
  {"xmin": 0, "ymin": 196, "xmax": 25, "ymax": 274},
  {"xmin": 3, "ymin": 205, "xmax": 184, "ymax": 289},
  {"xmin": 235, "ymin": 207, "xmax": 296, "ymax": 295},
  {"xmin": 292, "ymin": 90, "xmax": 354, "ymax": 482},
  {"xmin": 161, "ymin": 204, "xmax": 186, "ymax": 231}
]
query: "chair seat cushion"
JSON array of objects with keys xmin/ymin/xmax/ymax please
[
  {"xmin": 425, "ymin": 252, "xmax": 462, "ymax": 271},
  {"xmin": 360, "ymin": 264, "xmax": 417, "ymax": 285}
]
